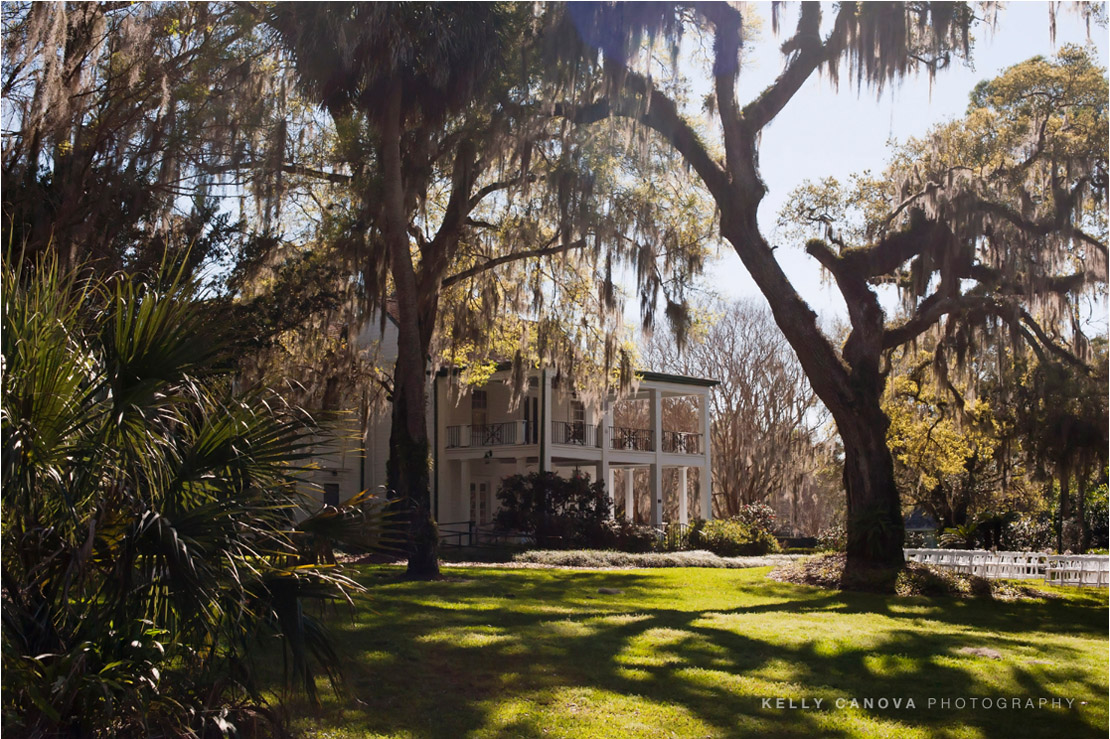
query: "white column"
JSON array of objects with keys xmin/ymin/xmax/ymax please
[
  {"xmin": 599, "ymin": 399, "xmax": 612, "ymax": 517},
  {"xmin": 649, "ymin": 388, "xmax": 663, "ymax": 527},
  {"xmin": 540, "ymin": 369, "xmax": 552, "ymax": 474},
  {"xmin": 433, "ymin": 375, "xmax": 448, "ymax": 521},
  {"xmin": 459, "ymin": 459, "xmax": 471, "ymax": 523},
  {"xmin": 606, "ymin": 465, "xmax": 616, "ymax": 520},
  {"xmin": 700, "ymin": 390, "xmax": 713, "ymax": 521},
  {"xmin": 649, "ymin": 463, "xmax": 663, "ymax": 527},
  {"xmin": 624, "ymin": 468, "xmax": 635, "ymax": 522},
  {"xmin": 678, "ymin": 466, "xmax": 689, "ymax": 525}
]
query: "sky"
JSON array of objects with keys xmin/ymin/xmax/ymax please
[{"xmin": 694, "ymin": 1, "xmax": 1109, "ymax": 323}]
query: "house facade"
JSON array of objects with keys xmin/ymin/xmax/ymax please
[
  {"xmin": 306, "ymin": 312, "xmax": 718, "ymax": 536},
  {"xmin": 433, "ymin": 366, "xmax": 717, "ymax": 534}
]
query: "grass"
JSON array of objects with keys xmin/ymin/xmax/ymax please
[{"xmin": 281, "ymin": 566, "xmax": 1108, "ymax": 739}]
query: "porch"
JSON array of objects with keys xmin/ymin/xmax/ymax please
[{"xmin": 434, "ymin": 367, "xmax": 717, "ymax": 531}]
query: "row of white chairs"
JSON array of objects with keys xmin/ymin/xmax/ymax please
[{"xmin": 903, "ymin": 549, "xmax": 1109, "ymax": 587}]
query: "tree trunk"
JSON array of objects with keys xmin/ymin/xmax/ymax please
[
  {"xmin": 834, "ymin": 397, "xmax": 906, "ymax": 567},
  {"xmin": 1077, "ymin": 464, "xmax": 1089, "ymax": 553},
  {"xmin": 379, "ymin": 86, "xmax": 439, "ymax": 579},
  {"xmin": 1057, "ymin": 464, "xmax": 1070, "ymax": 553},
  {"xmin": 718, "ymin": 214, "xmax": 905, "ymax": 569}
]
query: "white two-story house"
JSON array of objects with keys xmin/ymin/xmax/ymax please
[
  {"xmin": 306, "ymin": 310, "xmax": 717, "ymax": 536},
  {"xmin": 433, "ymin": 365, "xmax": 717, "ymax": 534}
]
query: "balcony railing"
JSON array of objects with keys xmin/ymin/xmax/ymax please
[
  {"xmin": 445, "ymin": 421, "xmax": 705, "ymax": 456},
  {"xmin": 446, "ymin": 422, "xmax": 522, "ymax": 449},
  {"xmin": 609, "ymin": 426, "xmax": 654, "ymax": 451},
  {"xmin": 551, "ymin": 421, "xmax": 599, "ymax": 447},
  {"xmin": 662, "ymin": 430, "xmax": 702, "ymax": 454}
]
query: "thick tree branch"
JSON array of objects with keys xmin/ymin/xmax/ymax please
[
  {"xmin": 1018, "ymin": 308, "xmax": 1094, "ymax": 375},
  {"xmin": 844, "ymin": 209, "xmax": 954, "ymax": 279},
  {"xmin": 441, "ymin": 238, "xmax": 586, "ymax": 289},
  {"xmin": 740, "ymin": 2, "xmax": 827, "ymax": 132},
  {"xmin": 883, "ymin": 294, "xmax": 993, "ymax": 349},
  {"xmin": 553, "ymin": 76, "xmax": 731, "ymax": 203},
  {"xmin": 468, "ymin": 173, "xmax": 538, "ymax": 210},
  {"xmin": 695, "ymin": 2, "xmax": 745, "ymax": 174}
]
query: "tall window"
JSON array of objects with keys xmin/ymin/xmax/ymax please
[
  {"xmin": 571, "ymin": 400, "xmax": 585, "ymax": 425},
  {"xmin": 471, "ymin": 389, "xmax": 487, "ymax": 427}
]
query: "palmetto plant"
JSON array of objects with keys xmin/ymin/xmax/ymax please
[{"xmin": 1, "ymin": 256, "xmax": 364, "ymax": 737}]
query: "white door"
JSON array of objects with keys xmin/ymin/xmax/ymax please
[{"xmin": 469, "ymin": 480, "xmax": 491, "ymax": 525}]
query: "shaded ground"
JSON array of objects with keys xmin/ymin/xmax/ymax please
[
  {"xmin": 769, "ymin": 553, "xmax": 1061, "ymax": 599},
  {"xmin": 277, "ymin": 566, "xmax": 1108, "ymax": 739}
]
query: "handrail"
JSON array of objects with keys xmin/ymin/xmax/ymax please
[
  {"xmin": 551, "ymin": 420, "xmax": 599, "ymax": 447},
  {"xmin": 662, "ymin": 430, "xmax": 702, "ymax": 454},
  {"xmin": 610, "ymin": 426, "xmax": 654, "ymax": 451},
  {"xmin": 445, "ymin": 422, "xmax": 523, "ymax": 448}
]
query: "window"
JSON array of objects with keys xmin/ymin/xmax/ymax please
[
  {"xmin": 323, "ymin": 483, "xmax": 340, "ymax": 507},
  {"xmin": 471, "ymin": 389, "xmax": 488, "ymax": 427},
  {"xmin": 571, "ymin": 400, "xmax": 585, "ymax": 424},
  {"xmin": 524, "ymin": 395, "xmax": 539, "ymax": 444}
]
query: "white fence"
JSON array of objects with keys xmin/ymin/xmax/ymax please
[{"xmin": 904, "ymin": 549, "xmax": 1109, "ymax": 587}]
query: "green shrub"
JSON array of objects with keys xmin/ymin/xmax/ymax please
[
  {"xmin": 494, "ymin": 471, "xmax": 611, "ymax": 548},
  {"xmin": 817, "ymin": 524, "xmax": 847, "ymax": 552},
  {"xmin": 1, "ymin": 259, "xmax": 363, "ymax": 737},
  {"xmin": 513, "ymin": 549, "xmax": 791, "ymax": 568},
  {"xmin": 597, "ymin": 519, "xmax": 660, "ymax": 552},
  {"xmin": 690, "ymin": 518, "xmax": 780, "ymax": 557}
]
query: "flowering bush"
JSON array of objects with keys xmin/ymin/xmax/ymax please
[
  {"xmin": 817, "ymin": 524, "xmax": 847, "ymax": 552},
  {"xmin": 736, "ymin": 502, "xmax": 777, "ymax": 535}
]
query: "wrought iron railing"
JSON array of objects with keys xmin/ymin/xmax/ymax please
[
  {"xmin": 662, "ymin": 430, "xmax": 702, "ymax": 454},
  {"xmin": 609, "ymin": 426, "xmax": 654, "ymax": 451},
  {"xmin": 446, "ymin": 422, "xmax": 521, "ymax": 448},
  {"xmin": 551, "ymin": 421, "xmax": 598, "ymax": 447}
]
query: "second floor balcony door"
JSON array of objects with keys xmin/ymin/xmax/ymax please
[
  {"xmin": 524, "ymin": 394, "xmax": 539, "ymax": 444},
  {"xmin": 471, "ymin": 390, "xmax": 489, "ymax": 446}
]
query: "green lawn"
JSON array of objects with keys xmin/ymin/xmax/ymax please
[{"xmin": 286, "ymin": 566, "xmax": 1108, "ymax": 739}]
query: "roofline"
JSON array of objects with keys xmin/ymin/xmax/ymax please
[
  {"xmin": 435, "ymin": 363, "xmax": 718, "ymax": 387},
  {"xmin": 636, "ymin": 370, "xmax": 719, "ymax": 388}
]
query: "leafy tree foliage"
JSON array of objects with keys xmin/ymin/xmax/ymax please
[
  {"xmin": 265, "ymin": 3, "xmax": 716, "ymax": 576},
  {"xmin": 1, "ymin": 2, "xmax": 285, "ymax": 278},
  {"xmin": 884, "ymin": 349, "xmax": 1011, "ymax": 529},
  {"xmin": 1, "ymin": 258, "xmax": 362, "ymax": 736},
  {"xmin": 1009, "ymin": 343, "xmax": 1109, "ymax": 551}
]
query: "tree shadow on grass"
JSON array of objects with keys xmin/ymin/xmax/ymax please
[{"xmin": 287, "ymin": 567, "xmax": 1107, "ymax": 739}]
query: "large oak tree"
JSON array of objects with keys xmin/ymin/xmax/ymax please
[
  {"xmin": 267, "ymin": 3, "xmax": 715, "ymax": 577},
  {"xmin": 550, "ymin": 3, "xmax": 1107, "ymax": 566}
]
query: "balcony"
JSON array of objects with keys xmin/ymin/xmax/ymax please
[
  {"xmin": 445, "ymin": 421, "xmax": 704, "ymax": 456},
  {"xmin": 551, "ymin": 421, "xmax": 599, "ymax": 447},
  {"xmin": 609, "ymin": 426, "xmax": 654, "ymax": 451},
  {"xmin": 446, "ymin": 422, "xmax": 524, "ymax": 449},
  {"xmin": 662, "ymin": 430, "xmax": 702, "ymax": 454}
]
